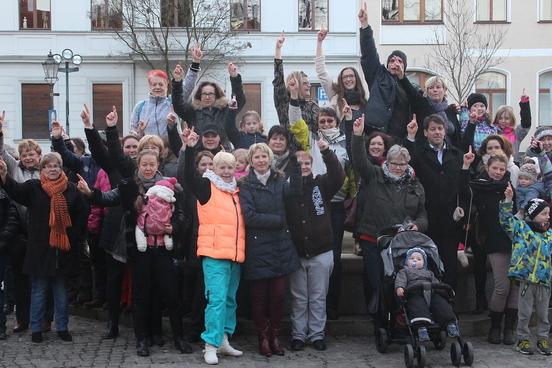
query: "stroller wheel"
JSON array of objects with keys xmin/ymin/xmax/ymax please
[
  {"xmin": 404, "ymin": 344, "xmax": 415, "ymax": 368},
  {"xmin": 375, "ymin": 328, "xmax": 389, "ymax": 353},
  {"xmin": 417, "ymin": 345, "xmax": 427, "ymax": 368},
  {"xmin": 450, "ymin": 341, "xmax": 462, "ymax": 367},
  {"xmin": 433, "ymin": 330, "xmax": 447, "ymax": 351},
  {"xmin": 462, "ymin": 341, "xmax": 474, "ymax": 366}
]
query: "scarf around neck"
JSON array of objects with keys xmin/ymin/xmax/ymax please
[
  {"xmin": 382, "ymin": 161, "xmax": 415, "ymax": 184},
  {"xmin": 272, "ymin": 150, "xmax": 290, "ymax": 172},
  {"xmin": 137, "ymin": 171, "xmax": 163, "ymax": 191},
  {"xmin": 318, "ymin": 127, "xmax": 342, "ymax": 142},
  {"xmin": 40, "ymin": 171, "xmax": 72, "ymax": 251},
  {"xmin": 203, "ymin": 169, "xmax": 237, "ymax": 193},
  {"xmin": 428, "ymin": 98, "xmax": 455, "ymax": 135}
]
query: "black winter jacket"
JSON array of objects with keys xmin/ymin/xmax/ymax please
[
  {"xmin": 239, "ymin": 161, "xmax": 302, "ymax": 280},
  {"xmin": 404, "ymin": 138, "xmax": 463, "ymax": 233},
  {"xmin": 360, "ymin": 26, "xmax": 410, "ymax": 139},
  {"xmin": 1, "ymin": 177, "xmax": 87, "ymax": 277},
  {"xmin": 0, "ymin": 189, "xmax": 21, "ymax": 254},
  {"xmin": 286, "ymin": 149, "xmax": 345, "ymax": 258}
]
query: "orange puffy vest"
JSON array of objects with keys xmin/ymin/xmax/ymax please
[{"xmin": 197, "ymin": 183, "xmax": 246, "ymax": 263}]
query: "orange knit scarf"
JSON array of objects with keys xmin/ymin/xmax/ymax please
[{"xmin": 40, "ymin": 171, "xmax": 72, "ymax": 251}]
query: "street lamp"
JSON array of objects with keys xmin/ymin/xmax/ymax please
[
  {"xmin": 42, "ymin": 51, "xmax": 61, "ymax": 130},
  {"xmin": 42, "ymin": 49, "xmax": 83, "ymax": 135}
]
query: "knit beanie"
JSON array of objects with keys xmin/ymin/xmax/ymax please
[
  {"xmin": 536, "ymin": 128, "xmax": 552, "ymax": 141},
  {"xmin": 525, "ymin": 198, "xmax": 549, "ymax": 220},
  {"xmin": 518, "ymin": 163, "xmax": 538, "ymax": 183},
  {"xmin": 386, "ymin": 50, "xmax": 407, "ymax": 70},
  {"xmin": 405, "ymin": 247, "xmax": 428, "ymax": 269},
  {"xmin": 467, "ymin": 93, "xmax": 488, "ymax": 110},
  {"xmin": 155, "ymin": 177, "xmax": 177, "ymax": 192}
]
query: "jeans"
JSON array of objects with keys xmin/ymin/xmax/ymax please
[{"xmin": 30, "ymin": 275, "xmax": 68, "ymax": 333}]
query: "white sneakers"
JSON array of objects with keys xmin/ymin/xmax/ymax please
[
  {"xmin": 204, "ymin": 343, "xmax": 219, "ymax": 365},
  {"xmin": 218, "ymin": 333, "xmax": 243, "ymax": 357}
]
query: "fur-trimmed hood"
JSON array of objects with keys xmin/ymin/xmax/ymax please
[{"xmin": 191, "ymin": 96, "xmax": 229, "ymax": 111}]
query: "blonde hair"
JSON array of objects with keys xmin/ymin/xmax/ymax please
[
  {"xmin": 18, "ymin": 139, "xmax": 42, "ymax": 156},
  {"xmin": 286, "ymin": 71, "xmax": 309, "ymax": 99},
  {"xmin": 39, "ymin": 152, "xmax": 62, "ymax": 170},
  {"xmin": 493, "ymin": 105, "xmax": 517, "ymax": 128},
  {"xmin": 295, "ymin": 150, "xmax": 313, "ymax": 163},
  {"xmin": 386, "ymin": 145, "xmax": 411, "ymax": 163},
  {"xmin": 423, "ymin": 76, "xmax": 448, "ymax": 98},
  {"xmin": 233, "ymin": 148, "xmax": 248, "ymax": 162},
  {"xmin": 138, "ymin": 134, "xmax": 164, "ymax": 154},
  {"xmin": 247, "ymin": 143, "xmax": 274, "ymax": 165},
  {"xmin": 240, "ymin": 111, "xmax": 261, "ymax": 128},
  {"xmin": 213, "ymin": 151, "xmax": 236, "ymax": 168}
]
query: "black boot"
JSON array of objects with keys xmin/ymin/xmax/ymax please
[
  {"xmin": 101, "ymin": 320, "xmax": 119, "ymax": 340},
  {"xmin": 488, "ymin": 311, "xmax": 503, "ymax": 344},
  {"xmin": 174, "ymin": 337, "xmax": 193, "ymax": 354},
  {"xmin": 136, "ymin": 337, "xmax": 150, "ymax": 357},
  {"xmin": 503, "ymin": 308, "xmax": 517, "ymax": 345}
]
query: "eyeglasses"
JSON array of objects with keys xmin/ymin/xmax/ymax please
[
  {"xmin": 319, "ymin": 118, "xmax": 335, "ymax": 124},
  {"xmin": 389, "ymin": 162, "xmax": 408, "ymax": 168},
  {"xmin": 43, "ymin": 164, "xmax": 61, "ymax": 170},
  {"xmin": 342, "ymin": 74, "xmax": 355, "ymax": 80},
  {"xmin": 201, "ymin": 92, "xmax": 216, "ymax": 97}
]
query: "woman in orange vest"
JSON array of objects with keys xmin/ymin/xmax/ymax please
[{"xmin": 180, "ymin": 128, "xmax": 245, "ymax": 365}]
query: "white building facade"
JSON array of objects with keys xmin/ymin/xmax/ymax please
[{"xmin": 0, "ymin": 0, "xmax": 550, "ymax": 151}]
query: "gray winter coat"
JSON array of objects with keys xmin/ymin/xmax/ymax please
[{"xmin": 395, "ymin": 267, "xmax": 439, "ymax": 290}]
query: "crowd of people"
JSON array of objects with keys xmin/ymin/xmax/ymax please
[{"xmin": 1, "ymin": 3, "xmax": 552, "ymax": 364}]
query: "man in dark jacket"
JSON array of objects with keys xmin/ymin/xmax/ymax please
[
  {"xmin": 286, "ymin": 144, "xmax": 345, "ymax": 352},
  {"xmin": 404, "ymin": 114, "xmax": 463, "ymax": 290},
  {"xmin": 358, "ymin": 3, "xmax": 410, "ymax": 141}
]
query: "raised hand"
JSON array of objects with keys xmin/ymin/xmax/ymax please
[
  {"xmin": 76, "ymin": 173, "xmax": 92, "ymax": 196},
  {"xmin": 288, "ymin": 76, "xmax": 300, "ymax": 100},
  {"xmin": 316, "ymin": 136, "xmax": 329, "ymax": 151},
  {"xmin": 186, "ymin": 127, "xmax": 199, "ymax": 148},
  {"xmin": 407, "ymin": 114, "xmax": 418, "ymax": 140},
  {"xmin": 341, "ymin": 98, "xmax": 352, "ymax": 120},
  {"xmin": 504, "ymin": 182, "xmax": 513, "ymax": 202},
  {"xmin": 469, "ymin": 110, "xmax": 477, "ymax": 122},
  {"xmin": 81, "ymin": 104, "xmax": 92, "ymax": 128},
  {"xmin": 463, "ymin": 145, "xmax": 475, "ymax": 169},
  {"xmin": 276, "ymin": 32, "xmax": 286, "ymax": 49},
  {"xmin": 317, "ymin": 28, "xmax": 328, "ymax": 43},
  {"xmin": 137, "ymin": 120, "xmax": 148, "ymax": 135},
  {"xmin": 191, "ymin": 43, "xmax": 203, "ymax": 63},
  {"xmin": 352, "ymin": 114, "xmax": 365, "ymax": 136},
  {"xmin": 173, "ymin": 64, "xmax": 184, "ymax": 82},
  {"xmin": 167, "ymin": 105, "xmax": 178, "ymax": 127},
  {"xmin": 228, "ymin": 95, "xmax": 238, "ymax": 110},
  {"xmin": 530, "ymin": 136, "xmax": 543, "ymax": 153},
  {"xmin": 105, "ymin": 106, "xmax": 118, "ymax": 127},
  {"xmin": 0, "ymin": 157, "xmax": 7, "ymax": 183},
  {"xmin": 50, "ymin": 120, "xmax": 63, "ymax": 139},
  {"xmin": 228, "ymin": 63, "xmax": 238, "ymax": 78},
  {"xmin": 358, "ymin": 2, "xmax": 368, "ymax": 28}
]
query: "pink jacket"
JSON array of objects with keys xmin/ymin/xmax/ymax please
[
  {"xmin": 137, "ymin": 196, "xmax": 174, "ymax": 246},
  {"xmin": 87, "ymin": 169, "xmax": 111, "ymax": 234}
]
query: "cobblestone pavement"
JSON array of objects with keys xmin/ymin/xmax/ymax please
[{"xmin": 1, "ymin": 315, "xmax": 552, "ymax": 368}]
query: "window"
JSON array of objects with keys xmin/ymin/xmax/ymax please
[
  {"xmin": 298, "ymin": 0, "xmax": 328, "ymax": 31},
  {"xmin": 475, "ymin": 71, "xmax": 507, "ymax": 117},
  {"xmin": 231, "ymin": 0, "xmax": 260, "ymax": 31},
  {"xmin": 19, "ymin": 0, "xmax": 51, "ymax": 29},
  {"xmin": 236, "ymin": 83, "xmax": 262, "ymax": 129},
  {"xmin": 476, "ymin": 0, "xmax": 507, "ymax": 22},
  {"xmin": 540, "ymin": 0, "xmax": 552, "ymax": 21},
  {"xmin": 406, "ymin": 71, "xmax": 434, "ymax": 90},
  {"xmin": 92, "ymin": 84, "xmax": 124, "ymax": 132},
  {"xmin": 161, "ymin": 0, "xmax": 191, "ymax": 27},
  {"xmin": 539, "ymin": 72, "xmax": 552, "ymax": 125},
  {"xmin": 91, "ymin": 0, "xmax": 122, "ymax": 30},
  {"xmin": 382, "ymin": 0, "xmax": 443, "ymax": 23},
  {"xmin": 22, "ymin": 84, "xmax": 51, "ymax": 139}
]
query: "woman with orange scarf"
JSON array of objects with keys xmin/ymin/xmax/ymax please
[{"xmin": 0, "ymin": 152, "xmax": 87, "ymax": 344}]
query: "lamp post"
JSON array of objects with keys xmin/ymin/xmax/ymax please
[
  {"xmin": 44, "ymin": 49, "xmax": 83, "ymax": 136},
  {"xmin": 42, "ymin": 51, "xmax": 60, "ymax": 124}
]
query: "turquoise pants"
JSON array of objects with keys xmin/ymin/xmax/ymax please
[{"xmin": 201, "ymin": 257, "xmax": 241, "ymax": 347}]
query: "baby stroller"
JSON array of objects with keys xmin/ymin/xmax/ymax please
[{"xmin": 374, "ymin": 226, "xmax": 474, "ymax": 368}]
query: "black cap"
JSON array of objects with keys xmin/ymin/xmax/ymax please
[
  {"xmin": 387, "ymin": 50, "xmax": 407, "ymax": 70},
  {"xmin": 202, "ymin": 124, "xmax": 220, "ymax": 136}
]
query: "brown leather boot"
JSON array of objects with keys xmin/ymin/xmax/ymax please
[
  {"xmin": 258, "ymin": 325, "xmax": 272, "ymax": 357},
  {"xmin": 269, "ymin": 327, "xmax": 285, "ymax": 356}
]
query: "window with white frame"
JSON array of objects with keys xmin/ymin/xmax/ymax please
[
  {"xmin": 476, "ymin": 0, "xmax": 507, "ymax": 22},
  {"xmin": 475, "ymin": 71, "xmax": 507, "ymax": 117},
  {"xmin": 231, "ymin": 0, "xmax": 261, "ymax": 31},
  {"xmin": 20, "ymin": 0, "xmax": 51, "ymax": 29},
  {"xmin": 540, "ymin": 0, "xmax": 552, "ymax": 21},
  {"xmin": 298, "ymin": 0, "xmax": 328, "ymax": 31},
  {"xmin": 539, "ymin": 72, "xmax": 552, "ymax": 125},
  {"xmin": 161, "ymin": 0, "xmax": 191, "ymax": 27},
  {"xmin": 406, "ymin": 70, "xmax": 435, "ymax": 90},
  {"xmin": 382, "ymin": 0, "xmax": 443, "ymax": 23}
]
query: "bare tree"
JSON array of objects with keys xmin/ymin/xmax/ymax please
[
  {"xmin": 103, "ymin": 0, "xmax": 247, "ymax": 80},
  {"xmin": 425, "ymin": 0, "xmax": 508, "ymax": 104}
]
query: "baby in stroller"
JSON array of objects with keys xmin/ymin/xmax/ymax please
[{"xmin": 395, "ymin": 247, "xmax": 460, "ymax": 342}]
